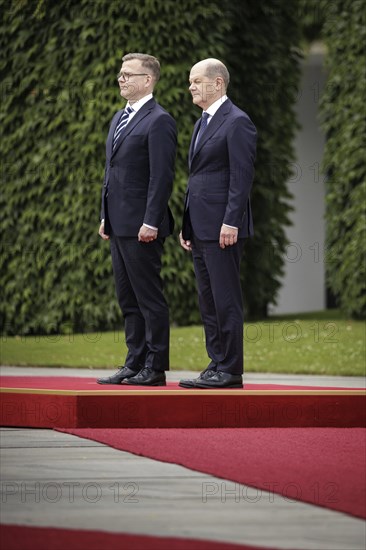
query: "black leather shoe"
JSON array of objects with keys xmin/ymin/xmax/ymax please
[
  {"xmin": 96, "ymin": 366, "xmax": 141, "ymax": 385},
  {"xmin": 194, "ymin": 371, "xmax": 243, "ymax": 389},
  {"xmin": 122, "ymin": 366, "xmax": 166, "ymax": 386},
  {"xmin": 179, "ymin": 367, "xmax": 217, "ymax": 388}
]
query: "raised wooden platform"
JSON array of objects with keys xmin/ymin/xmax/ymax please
[{"xmin": 1, "ymin": 377, "xmax": 365, "ymax": 428}]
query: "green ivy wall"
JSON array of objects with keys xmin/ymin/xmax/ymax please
[
  {"xmin": 321, "ymin": 0, "xmax": 366, "ymax": 318},
  {"xmin": 1, "ymin": 0, "xmax": 301, "ymax": 334}
]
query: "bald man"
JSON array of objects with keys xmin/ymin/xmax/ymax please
[{"xmin": 179, "ymin": 59, "xmax": 257, "ymax": 389}]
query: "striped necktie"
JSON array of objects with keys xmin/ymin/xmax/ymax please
[{"xmin": 112, "ymin": 106, "xmax": 133, "ymax": 150}]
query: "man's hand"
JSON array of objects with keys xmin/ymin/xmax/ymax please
[
  {"xmin": 98, "ymin": 222, "xmax": 110, "ymax": 240},
  {"xmin": 138, "ymin": 225, "xmax": 158, "ymax": 242},
  {"xmin": 219, "ymin": 225, "xmax": 238, "ymax": 249},
  {"xmin": 179, "ymin": 231, "xmax": 192, "ymax": 251}
]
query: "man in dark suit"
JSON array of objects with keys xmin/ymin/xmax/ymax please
[
  {"xmin": 179, "ymin": 58, "xmax": 257, "ymax": 389},
  {"xmin": 97, "ymin": 53, "xmax": 177, "ymax": 386}
]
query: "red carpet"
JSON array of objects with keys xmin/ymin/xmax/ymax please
[
  {"xmin": 0, "ymin": 524, "xmax": 286, "ymax": 550},
  {"xmin": 1, "ymin": 376, "xmax": 364, "ymax": 428},
  {"xmin": 58, "ymin": 427, "xmax": 366, "ymax": 520}
]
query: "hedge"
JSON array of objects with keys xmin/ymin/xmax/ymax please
[
  {"xmin": 320, "ymin": 0, "xmax": 366, "ymax": 318},
  {"xmin": 0, "ymin": 0, "xmax": 301, "ymax": 334}
]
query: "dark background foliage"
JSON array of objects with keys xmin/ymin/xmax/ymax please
[
  {"xmin": 320, "ymin": 0, "xmax": 366, "ymax": 318},
  {"xmin": 2, "ymin": 0, "xmax": 302, "ymax": 334}
]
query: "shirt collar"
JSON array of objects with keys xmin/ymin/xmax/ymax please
[
  {"xmin": 127, "ymin": 93, "xmax": 153, "ymax": 113},
  {"xmin": 204, "ymin": 95, "xmax": 228, "ymax": 118}
]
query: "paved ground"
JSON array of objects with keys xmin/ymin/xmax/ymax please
[{"xmin": 1, "ymin": 367, "xmax": 365, "ymax": 549}]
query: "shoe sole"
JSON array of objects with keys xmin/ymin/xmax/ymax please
[
  {"xmin": 96, "ymin": 380, "xmax": 122, "ymax": 385},
  {"xmin": 123, "ymin": 381, "xmax": 166, "ymax": 386},
  {"xmin": 96, "ymin": 379, "xmax": 131, "ymax": 385},
  {"xmin": 194, "ymin": 383, "xmax": 243, "ymax": 389},
  {"xmin": 178, "ymin": 381, "xmax": 196, "ymax": 388}
]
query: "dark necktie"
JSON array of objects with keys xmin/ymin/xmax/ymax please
[
  {"xmin": 112, "ymin": 106, "xmax": 133, "ymax": 150},
  {"xmin": 194, "ymin": 112, "xmax": 209, "ymax": 150}
]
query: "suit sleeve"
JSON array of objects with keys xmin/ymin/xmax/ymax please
[
  {"xmin": 100, "ymin": 165, "xmax": 107, "ymax": 221},
  {"xmin": 100, "ymin": 112, "xmax": 119, "ymax": 221},
  {"xmin": 223, "ymin": 116, "xmax": 257, "ymax": 228},
  {"xmin": 145, "ymin": 113, "xmax": 177, "ymax": 228}
]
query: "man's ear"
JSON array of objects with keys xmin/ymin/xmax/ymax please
[{"xmin": 215, "ymin": 76, "xmax": 225, "ymax": 91}]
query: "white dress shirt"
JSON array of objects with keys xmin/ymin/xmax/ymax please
[{"xmin": 126, "ymin": 93, "xmax": 153, "ymax": 119}]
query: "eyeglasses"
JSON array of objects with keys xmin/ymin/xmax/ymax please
[{"xmin": 116, "ymin": 72, "xmax": 149, "ymax": 81}]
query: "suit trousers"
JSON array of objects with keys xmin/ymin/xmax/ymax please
[
  {"xmin": 110, "ymin": 233, "xmax": 169, "ymax": 371},
  {"xmin": 191, "ymin": 235, "xmax": 245, "ymax": 375}
]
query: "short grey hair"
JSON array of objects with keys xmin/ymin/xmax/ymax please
[
  {"xmin": 122, "ymin": 53, "xmax": 160, "ymax": 82},
  {"xmin": 205, "ymin": 60, "xmax": 230, "ymax": 89}
]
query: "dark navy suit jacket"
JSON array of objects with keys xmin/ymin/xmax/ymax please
[
  {"xmin": 182, "ymin": 99, "xmax": 257, "ymax": 240},
  {"xmin": 101, "ymin": 98, "xmax": 177, "ymax": 237}
]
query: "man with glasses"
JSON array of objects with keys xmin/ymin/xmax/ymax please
[
  {"xmin": 97, "ymin": 53, "xmax": 177, "ymax": 386},
  {"xmin": 179, "ymin": 58, "xmax": 257, "ymax": 389}
]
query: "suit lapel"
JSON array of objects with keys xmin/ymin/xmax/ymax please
[
  {"xmin": 111, "ymin": 98, "xmax": 156, "ymax": 156},
  {"xmin": 107, "ymin": 109, "xmax": 123, "ymax": 156},
  {"xmin": 189, "ymin": 119, "xmax": 201, "ymax": 167},
  {"xmin": 190, "ymin": 99, "xmax": 232, "ymax": 164}
]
